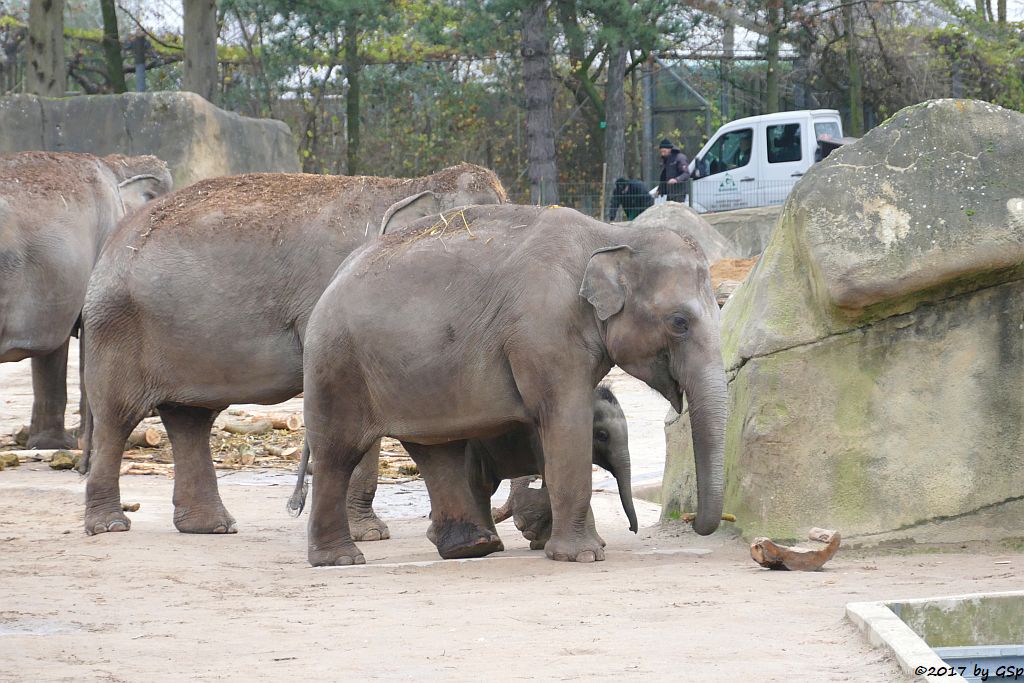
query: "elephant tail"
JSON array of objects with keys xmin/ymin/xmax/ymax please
[
  {"xmin": 286, "ymin": 439, "xmax": 311, "ymax": 517},
  {"xmin": 76, "ymin": 321, "xmax": 94, "ymax": 476}
]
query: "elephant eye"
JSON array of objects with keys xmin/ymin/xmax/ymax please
[
  {"xmin": 595, "ymin": 430, "xmax": 609, "ymax": 443},
  {"xmin": 669, "ymin": 314, "xmax": 689, "ymax": 335}
]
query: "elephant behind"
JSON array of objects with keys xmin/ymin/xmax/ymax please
[
  {"xmin": 80, "ymin": 164, "xmax": 506, "ymax": 540},
  {"xmin": 0, "ymin": 151, "xmax": 172, "ymax": 448}
]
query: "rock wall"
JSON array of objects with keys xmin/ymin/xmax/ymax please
[
  {"xmin": 0, "ymin": 92, "xmax": 298, "ymax": 188},
  {"xmin": 703, "ymin": 205, "xmax": 782, "ymax": 258},
  {"xmin": 664, "ymin": 99, "xmax": 1024, "ymax": 546}
]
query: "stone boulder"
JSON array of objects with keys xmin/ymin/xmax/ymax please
[
  {"xmin": 703, "ymin": 205, "xmax": 782, "ymax": 258},
  {"xmin": 663, "ymin": 99, "xmax": 1024, "ymax": 546},
  {"xmin": 0, "ymin": 92, "xmax": 298, "ymax": 188},
  {"xmin": 625, "ymin": 202, "xmax": 737, "ymax": 261}
]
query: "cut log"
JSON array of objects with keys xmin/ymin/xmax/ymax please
[
  {"xmin": 266, "ymin": 414, "xmax": 302, "ymax": 431},
  {"xmin": 750, "ymin": 529, "xmax": 841, "ymax": 571},
  {"xmin": 239, "ymin": 445, "xmax": 256, "ymax": 467},
  {"xmin": 14, "ymin": 424, "xmax": 29, "ymax": 446},
  {"xmin": 122, "ymin": 502, "xmax": 141, "ymax": 512},
  {"xmin": 681, "ymin": 512, "xmax": 737, "ymax": 523},
  {"xmin": 126, "ymin": 427, "xmax": 163, "ymax": 449},
  {"xmin": 221, "ymin": 419, "xmax": 273, "ymax": 436},
  {"xmin": 265, "ymin": 444, "xmax": 300, "ymax": 459}
]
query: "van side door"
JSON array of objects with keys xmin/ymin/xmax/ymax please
[
  {"xmin": 761, "ymin": 117, "xmax": 809, "ymax": 206},
  {"xmin": 692, "ymin": 126, "xmax": 756, "ymax": 212}
]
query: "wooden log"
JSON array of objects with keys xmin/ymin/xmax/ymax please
[
  {"xmin": 681, "ymin": 512, "xmax": 737, "ymax": 523},
  {"xmin": 14, "ymin": 424, "xmax": 29, "ymax": 447},
  {"xmin": 750, "ymin": 528, "xmax": 841, "ymax": 571},
  {"xmin": 126, "ymin": 427, "xmax": 163, "ymax": 449},
  {"xmin": 265, "ymin": 444, "xmax": 300, "ymax": 459},
  {"xmin": 266, "ymin": 414, "xmax": 302, "ymax": 431},
  {"xmin": 221, "ymin": 419, "xmax": 273, "ymax": 436},
  {"xmin": 4, "ymin": 448, "xmax": 78, "ymax": 463},
  {"xmin": 122, "ymin": 502, "xmax": 141, "ymax": 512}
]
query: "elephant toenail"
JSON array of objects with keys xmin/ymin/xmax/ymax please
[{"xmin": 577, "ymin": 551, "xmax": 596, "ymax": 563}]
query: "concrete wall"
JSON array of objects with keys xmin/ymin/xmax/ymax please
[{"xmin": 0, "ymin": 92, "xmax": 299, "ymax": 188}]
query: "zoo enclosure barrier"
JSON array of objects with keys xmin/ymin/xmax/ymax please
[{"xmin": 507, "ymin": 178, "xmax": 799, "ymax": 220}]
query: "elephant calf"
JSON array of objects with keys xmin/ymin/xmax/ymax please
[
  {"xmin": 468, "ymin": 385, "xmax": 637, "ymax": 552},
  {"xmin": 0, "ymin": 151, "xmax": 171, "ymax": 448},
  {"xmin": 301, "ymin": 203, "xmax": 727, "ymax": 566}
]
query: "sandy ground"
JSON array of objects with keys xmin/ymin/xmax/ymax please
[{"xmin": 2, "ymin": 348, "xmax": 1022, "ymax": 681}]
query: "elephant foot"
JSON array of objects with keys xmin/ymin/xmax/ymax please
[
  {"xmin": 308, "ymin": 543, "xmax": 366, "ymax": 567},
  {"xmin": 544, "ymin": 532, "xmax": 606, "ymax": 563},
  {"xmin": 85, "ymin": 506, "xmax": 131, "ymax": 535},
  {"xmin": 173, "ymin": 503, "xmax": 238, "ymax": 534},
  {"xmin": 27, "ymin": 428, "xmax": 77, "ymax": 450},
  {"xmin": 348, "ymin": 510, "xmax": 390, "ymax": 542},
  {"xmin": 529, "ymin": 539, "xmax": 546, "ymax": 551},
  {"xmin": 433, "ymin": 519, "xmax": 504, "ymax": 560},
  {"xmin": 513, "ymin": 489, "xmax": 553, "ymax": 545}
]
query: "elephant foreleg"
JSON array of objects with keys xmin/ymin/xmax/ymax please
[
  {"xmin": 405, "ymin": 440, "xmax": 503, "ymax": 560},
  {"xmin": 27, "ymin": 338, "xmax": 77, "ymax": 449},
  {"xmin": 160, "ymin": 405, "xmax": 237, "ymax": 534},
  {"xmin": 346, "ymin": 441, "xmax": 390, "ymax": 541}
]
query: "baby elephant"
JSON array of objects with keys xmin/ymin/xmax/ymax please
[{"xmin": 470, "ymin": 385, "xmax": 637, "ymax": 551}]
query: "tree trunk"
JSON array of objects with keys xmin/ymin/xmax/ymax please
[
  {"xmin": 344, "ymin": 25, "xmax": 361, "ymax": 176},
  {"xmin": 100, "ymin": 0, "xmax": 126, "ymax": 93},
  {"xmin": 765, "ymin": 6, "xmax": 780, "ymax": 114},
  {"xmin": 721, "ymin": 20, "xmax": 734, "ymax": 120},
  {"xmin": 182, "ymin": 0, "xmax": 218, "ymax": 103},
  {"xmin": 998, "ymin": 0, "xmax": 1006, "ymax": 23},
  {"xmin": 844, "ymin": 1, "xmax": 864, "ymax": 136},
  {"xmin": 604, "ymin": 45, "xmax": 627, "ymax": 220},
  {"xmin": 26, "ymin": 0, "xmax": 65, "ymax": 97},
  {"xmin": 521, "ymin": 1, "xmax": 559, "ymax": 205}
]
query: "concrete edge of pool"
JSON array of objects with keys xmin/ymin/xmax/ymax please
[{"xmin": 846, "ymin": 590, "xmax": 1024, "ymax": 682}]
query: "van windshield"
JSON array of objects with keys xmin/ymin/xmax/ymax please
[{"xmin": 700, "ymin": 128, "xmax": 753, "ymax": 177}]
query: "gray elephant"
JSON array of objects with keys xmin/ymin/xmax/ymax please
[
  {"xmin": 0, "ymin": 151, "xmax": 171, "ymax": 449},
  {"xmin": 287, "ymin": 384, "xmax": 637, "ymax": 555},
  {"xmin": 301, "ymin": 204, "xmax": 726, "ymax": 566},
  {"xmin": 80, "ymin": 164, "xmax": 506, "ymax": 539}
]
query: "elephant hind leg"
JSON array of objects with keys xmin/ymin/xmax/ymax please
[
  {"xmin": 346, "ymin": 441, "xmax": 390, "ymax": 541},
  {"xmin": 85, "ymin": 402, "xmax": 149, "ymax": 535},
  {"xmin": 407, "ymin": 441, "xmax": 503, "ymax": 560},
  {"xmin": 27, "ymin": 338, "xmax": 77, "ymax": 450},
  {"xmin": 160, "ymin": 405, "xmax": 236, "ymax": 534}
]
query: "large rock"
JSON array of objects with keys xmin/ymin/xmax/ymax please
[
  {"xmin": 703, "ymin": 205, "xmax": 782, "ymax": 258},
  {"xmin": 625, "ymin": 202, "xmax": 737, "ymax": 261},
  {"xmin": 664, "ymin": 99, "xmax": 1024, "ymax": 545},
  {"xmin": 0, "ymin": 92, "xmax": 298, "ymax": 188}
]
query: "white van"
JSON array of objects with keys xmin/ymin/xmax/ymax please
[{"xmin": 687, "ymin": 110, "xmax": 844, "ymax": 213}]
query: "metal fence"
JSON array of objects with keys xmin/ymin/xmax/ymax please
[{"xmin": 508, "ymin": 177, "xmax": 799, "ymax": 220}]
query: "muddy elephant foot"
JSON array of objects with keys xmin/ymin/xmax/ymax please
[
  {"xmin": 529, "ymin": 539, "xmax": 546, "ymax": 551},
  {"xmin": 348, "ymin": 510, "xmax": 390, "ymax": 542},
  {"xmin": 84, "ymin": 506, "xmax": 131, "ymax": 535},
  {"xmin": 173, "ymin": 504, "xmax": 238, "ymax": 534},
  {"xmin": 308, "ymin": 543, "xmax": 366, "ymax": 567},
  {"xmin": 433, "ymin": 519, "xmax": 504, "ymax": 560},
  {"xmin": 27, "ymin": 428, "xmax": 77, "ymax": 450},
  {"xmin": 545, "ymin": 532, "xmax": 606, "ymax": 563}
]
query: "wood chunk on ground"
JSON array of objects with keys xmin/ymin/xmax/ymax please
[
  {"xmin": 710, "ymin": 257, "xmax": 758, "ymax": 307},
  {"xmin": 750, "ymin": 528, "xmax": 841, "ymax": 571}
]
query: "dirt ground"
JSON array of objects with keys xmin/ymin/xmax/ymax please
[{"xmin": 2, "ymin": 351, "xmax": 1022, "ymax": 682}]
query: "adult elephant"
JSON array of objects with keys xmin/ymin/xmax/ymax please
[
  {"xmin": 0, "ymin": 151, "xmax": 172, "ymax": 448},
  {"xmin": 81, "ymin": 164, "xmax": 506, "ymax": 538},
  {"xmin": 301, "ymin": 204, "xmax": 726, "ymax": 566}
]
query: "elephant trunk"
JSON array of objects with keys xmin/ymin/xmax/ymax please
[
  {"xmin": 610, "ymin": 455, "xmax": 638, "ymax": 533},
  {"xmin": 685, "ymin": 364, "xmax": 727, "ymax": 536}
]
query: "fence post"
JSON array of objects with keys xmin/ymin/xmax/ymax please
[
  {"xmin": 688, "ymin": 177, "xmax": 694, "ymax": 209},
  {"xmin": 600, "ymin": 163, "xmax": 607, "ymax": 221}
]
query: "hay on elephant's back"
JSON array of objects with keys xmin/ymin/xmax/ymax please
[{"xmin": 372, "ymin": 208, "xmax": 479, "ymax": 264}]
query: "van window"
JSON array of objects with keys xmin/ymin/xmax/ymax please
[
  {"xmin": 767, "ymin": 123, "xmax": 802, "ymax": 163},
  {"xmin": 814, "ymin": 121, "xmax": 841, "ymax": 141},
  {"xmin": 701, "ymin": 128, "xmax": 753, "ymax": 177}
]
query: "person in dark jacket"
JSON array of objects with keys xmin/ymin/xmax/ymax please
[
  {"xmin": 607, "ymin": 177, "xmax": 653, "ymax": 221},
  {"xmin": 657, "ymin": 138, "xmax": 690, "ymax": 203}
]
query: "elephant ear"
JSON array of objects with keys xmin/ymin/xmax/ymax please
[
  {"xmin": 379, "ymin": 191, "xmax": 443, "ymax": 235},
  {"xmin": 580, "ymin": 245, "xmax": 634, "ymax": 321},
  {"xmin": 117, "ymin": 174, "xmax": 167, "ymax": 214}
]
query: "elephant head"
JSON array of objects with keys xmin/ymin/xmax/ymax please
[
  {"xmin": 100, "ymin": 154, "xmax": 174, "ymax": 215},
  {"xmin": 590, "ymin": 385, "xmax": 638, "ymax": 533},
  {"xmin": 580, "ymin": 231, "xmax": 726, "ymax": 536},
  {"xmin": 379, "ymin": 163, "xmax": 507, "ymax": 234}
]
